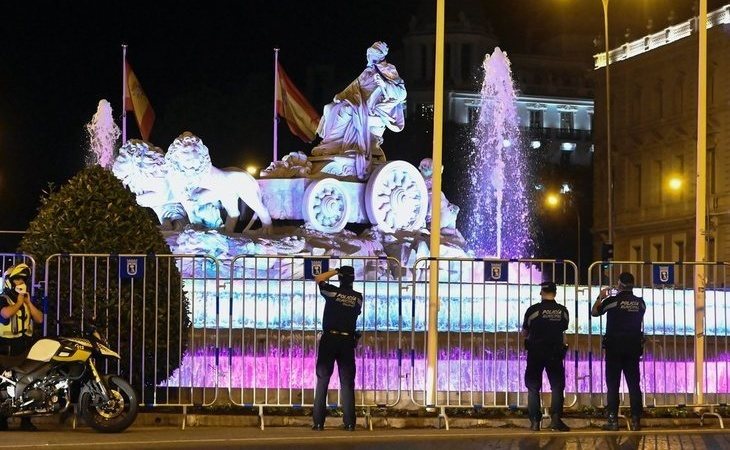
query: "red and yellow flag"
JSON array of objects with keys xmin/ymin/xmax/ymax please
[
  {"xmin": 276, "ymin": 62, "xmax": 320, "ymax": 143},
  {"xmin": 124, "ymin": 61, "xmax": 155, "ymax": 141}
]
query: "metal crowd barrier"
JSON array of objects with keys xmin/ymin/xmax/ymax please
[
  {"xmin": 586, "ymin": 261, "xmax": 729, "ymax": 428},
  {"xmin": 7, "ymin": 250, "xmax": 722, "ymax": 430},
  {"xmin": 408, "ymin": 257, "xmax": 579, "ymax": 424},
  {"xmin": 43, "ymin": 253, "xmax": 219, "ymax": 410},
  {"xmin": 225, "ymin": 255, "xmax": 404, "ymax": 429}
]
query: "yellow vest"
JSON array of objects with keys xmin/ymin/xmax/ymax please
[{"xmin": 0, "ymin": 294, "xmax": 33, "ymax": 338}]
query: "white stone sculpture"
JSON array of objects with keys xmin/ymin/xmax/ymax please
[
  {"xmin": 419, "ymin": 158, "xmax": 460, "ymax": 231},
  {"xmin": 165, "ymin": 132, "xmax": 273, "ymax": 233},
  {"xmin": 260, "ymin": 151, "xmax": 312, "ymax": 178},
  {"xmin": 112, "ymin": 140, "xmax": 189, "ymax": 230},
  {"xmin": 312, "ymin": 41, "xmax": 407, "ymax": 179}
]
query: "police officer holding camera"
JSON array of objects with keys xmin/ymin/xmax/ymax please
[
  {"xmin": 522, "ymin": 281, "xmax": 570, "ymax": 432},
  {"xmin": 312, "ymin": 265, "xmax": 362, "ymax": 432},
  {"xmin": 591, "ymin": 271, "xmax": 646, "ymax": 431}
]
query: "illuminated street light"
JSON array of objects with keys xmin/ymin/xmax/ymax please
[
  {"xmin": 246, "ymin": 165, "xmax": 259, "ymax": 176},
  {"xmin": 667, "ymin": 175, "xmax": 683, "ymax": 192},
  {"xmin": 545, "ymin": 191, "xmax": 581, "ymax": 283},
  {"xmin": 545, "ymin": 192, "xmax": 561, "ymax": 208}
]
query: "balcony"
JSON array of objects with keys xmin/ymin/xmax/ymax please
[{"xmin": 521, "ymin": 127, "xmax": 593, "ymax": 142}]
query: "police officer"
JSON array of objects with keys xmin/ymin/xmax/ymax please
[
  {"xmin": 591, "ymin": 271, "xmax": 646, "ymax": 431},
  {"xmin": 312, "ymin": 265, "xmax": 362, "ymax": 432},
  {"xmin": 0, "ymin": 263, "xmax": 43, "ymax": 431},
  {"xmin": 522, "ymin": 281, "xmax": 570, "ymax": 432}
]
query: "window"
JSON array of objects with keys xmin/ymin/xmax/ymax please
[
  {"xmin": 630, "ymin": 239, "xmax": 643, "ymax": 261},
  {"xmin": 672, "ymin": 235, "xmax": 685, "ymax": 262},
  {"xmin": 634, "ymin": 163, "xmax": 642, "ymax": 207},
  {"xmin": 560, "ymin": 111, "xmax": 574, "ymax": 131},
  {"xmin": 631, "ymin": 86, "xmax": 643, "ymax": 121},
  {"xmin": 653, "ymin": 160, "xmax": 663, "ymax": 204},
  {"xmin": 650, "ymin": 237, "xmax": 664, "ymax": 261},
  {"xmin": 461, "ymin": 43, "xmax": 472, "ymax": 81},
  {"xmin": 529, "ymin": 110, "xmax": 543, "ymax": 129}
]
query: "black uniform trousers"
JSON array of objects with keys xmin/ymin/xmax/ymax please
[
  {"xmin": 0, "ymin": 335, "xmax": 33, "ymax": 357},
  {"xmin": 524, "ymin": 345, "xmax": 565, "ymax": 420},
  {"xmin": 605, "ymin": 338, "xmax": 643, "ymax": 418},
  {"xmin": 313, "ymin": 332, "xmax": 356, "ymax": 427}
]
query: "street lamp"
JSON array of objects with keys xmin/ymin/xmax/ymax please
[
  {"xmin": 544, "ymin": 192, "xmax": 581, "ymax": 284},
  {"xmin": 667, "ymin": 175, "xmax": 683, "ymax": 192},
  {"xmin": 601, "ymin": 0, "xmax": 614, "ymax": 258}
]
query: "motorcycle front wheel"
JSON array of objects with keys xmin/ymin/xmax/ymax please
[{"xmin": 80, "ymin": 375, "xmax": 138, "ymax": 433}]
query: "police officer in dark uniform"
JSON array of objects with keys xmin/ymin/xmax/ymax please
[
  {"xmin": 312, "ymin": 265, "xmax": 362, "ymax": 432},
  {"xmin": 522, "ymin": 281, "xmax": 570, "ymax": 432},
  {"xmin": 591, "ymin": 271, "xmax": 646, "ymax": 431}
]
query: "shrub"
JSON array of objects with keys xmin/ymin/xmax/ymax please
[{"xmin": 19, "ymin": 166, "xmax": 190, "ymax": 394}]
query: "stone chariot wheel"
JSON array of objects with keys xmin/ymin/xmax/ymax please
[
  {"xmin": 302, "ymin": 178, "xmax": 351, "ymax": 233},
  {"xmin": 365, "ymin": 161, "xmax": 429, "ymax": 233}
]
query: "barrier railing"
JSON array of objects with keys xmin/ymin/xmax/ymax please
[
  {"xmin": 43, "ymin": 253, "xmax": 219, "ymax": 408},
  {"xmin": 8, "ymin": 251, "xmax": 722, "ymax": 430},
  {"xmin": 408, "ymin": 258, "xmax": 580, "ymax": 419},
  {"xmin": 224, "ymin": 255, "xmax": 404, "ymax": 428}
]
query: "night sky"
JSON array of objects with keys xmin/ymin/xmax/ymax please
[{"xmin": 0, "ymin": 0, "xmax": 716, "ymax": 239}]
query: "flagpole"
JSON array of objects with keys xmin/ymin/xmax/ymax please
[
  {"xmin": 122, "ymin": 43, "xmax": 128, "ymax": 144},
  {"xmin": 273, "ymin": 48, "xmax": 280, "ymax": 162}
]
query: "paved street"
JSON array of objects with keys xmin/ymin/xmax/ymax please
[{"xmin": 2, "ymin": 427, "xmax": 730, "ymax": 450}]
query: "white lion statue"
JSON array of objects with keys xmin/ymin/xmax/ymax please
[
  {"xmin": 112, "ymin": 140, "xmax": 190, "ymax": 230},
  {"xmin": 165, "ymin": 132, "xmax": 273, "ymax": 233}
]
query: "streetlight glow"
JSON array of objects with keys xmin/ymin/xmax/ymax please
[
  {"xmin": 668, "ymin": 175, "xmax": 683, "ymax": 192},
  {"xmin": 246, "ymin": 165, "xmax": 258, "ymax": 176},
  {"xmin": 545, "ymin": 193, "xmax": 561, "ymax": 208}
]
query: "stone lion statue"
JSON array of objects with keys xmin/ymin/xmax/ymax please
[
  {"xmin": 112, "ymin": 140, "xmax": 189, "ymax": 230},
  {"xmin": 165, "ymin": 132, "xmax": 273, "ymax": 233}
]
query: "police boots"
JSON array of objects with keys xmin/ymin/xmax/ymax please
[
  {"xmin": 529, "ymin": 418, "xmax": 540, "ymax": 431},
  {"xmin": 549, "ymin": 414, "xmax": 570, "ymax": 432},
  {"xmin": 602, "ymin": 413, "xmax": 619, "ymax": 431},
  {"xmin": 631, "ymin": 416, "xmax": 641, "ymax": 431}
]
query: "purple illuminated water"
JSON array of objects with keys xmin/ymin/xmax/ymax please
[
  {"xmin": 162, "ymin": 347, "xmax": 730, "ymax": 395},
  {"xmin": 464, "ymin": 48, "xmax": 531, "ymax": 258},
  {"xmin": 86, "ymin": 99, "xmax": 120, "ymax": 169}
]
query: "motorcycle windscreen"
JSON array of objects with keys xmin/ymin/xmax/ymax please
[{"xmin": 26, "ymin": 339, "xmax": 62, "ymax": 362}]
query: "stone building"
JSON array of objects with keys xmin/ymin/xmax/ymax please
[{"xmin": 592, "ymin": 5, "xmax": 730, "ymax": 264}]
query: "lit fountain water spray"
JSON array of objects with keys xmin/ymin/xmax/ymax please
[
  {"xmin": 464, "ymin": 48, "xmax": 531, "ymax": 258},
  {"xmin": 86, "ymin": 99, "xmax": 120, "ymax": 168}
]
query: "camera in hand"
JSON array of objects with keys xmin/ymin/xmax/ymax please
[{"xmin": 14, "ymin": 283, "xmax": 27, "ymax": 295}]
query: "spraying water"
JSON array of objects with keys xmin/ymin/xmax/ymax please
[
  {"xmin": 86, "ymin": 99, "xmax": 120, "ymax": 168},
  {"xmin": 464, "ymin": 48, "xmax": 531, "ymax": 258}
]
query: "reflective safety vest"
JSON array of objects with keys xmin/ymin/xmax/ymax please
[{"xmin": 0, "ymin": 294, "xmax": 33, "ymax": 338}]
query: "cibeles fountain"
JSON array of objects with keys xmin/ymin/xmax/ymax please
[
  {"xmin": 110, "ymin": 42, "xmax": 475, "ymax": 281},
  {"xmin": 93, "ymin": 44, "xmax": 557, "ymax": 392}
]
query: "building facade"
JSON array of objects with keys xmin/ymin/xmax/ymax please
[{"xmin": 592, "ymin": 5, "xmax": 730, "ymax": 264}]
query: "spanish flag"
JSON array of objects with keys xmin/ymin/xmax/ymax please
[
  {"xmin": 276, "ymin": 62, "xmax": 320, "ymax": 143},
  {"xmin": 124, "ymin": 61, "xmax": 155, "ymax": 141}
]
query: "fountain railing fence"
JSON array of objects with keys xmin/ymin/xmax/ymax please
[{"xmin": 2, "ymin": 252, "xmax": 728, "ymax": 423}]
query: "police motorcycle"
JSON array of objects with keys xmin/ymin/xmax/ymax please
[{"xmin": 0, "ymin": 321, "xmax": 138, "ymax": 433}]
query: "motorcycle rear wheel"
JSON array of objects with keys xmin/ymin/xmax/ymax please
[{"xmin": 80, "ymin": 375, "xmax": 138, "ymax": 433}]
